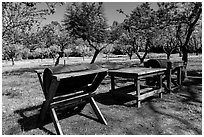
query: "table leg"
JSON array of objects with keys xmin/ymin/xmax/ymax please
[
  {"xmin": 111, "ymin": 76, "xmax": 115, "ymax": 92},
  {"xmin": 135, "ymin": 78, "xmax": 140, "ymax": 108},
  {"xmin": 177, "ymin": 67, "xmax": 182, "ymax": 85},
  {"xmin": 158, "ymin": 75, "xmax": 163, "ymax": 98}
]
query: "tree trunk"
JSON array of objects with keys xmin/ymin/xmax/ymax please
[
  {"xmin": 11, "ymin": 58, "xmax": 15, "ymax": 65},
  {"xmin": 90, "ymin": 50, "xmax": 100, "ymax": 64},
  {"xmin": 55, "ymin": 52, "xmax": 64, "ymax": 66},
  {"xmin": 167, "ymin": 54, "xmax": 170, "ymax": 60},
  {"xmin": 179, "ymin": 50, "xmax": 182, "ymax": 57},
  {"xmin": 182, "ymin": 3, "xmax": 201, "ymax": 66},
  {"xmin": 129, "ymin": 54, "xmax": 132, "ymax": 60},
  {"xmin": 55, "ymin": 56, "xmax": 61, "ymax": 66}
]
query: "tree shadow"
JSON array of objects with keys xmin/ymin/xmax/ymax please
[
  {"xmin": 142, "ymin": 77, "xmax": 202, "ymax": 135},
  {"xmin": 145, "ymin": 100, "xmax": 202, "ymax": 135},
  {"xmin": 13, "ymin": 103, "xmax": 101, "ymax": 135},
  {"xmin": 95, "ymin": 89, "xmax": 158, "ymax": 108},
  {"xmin": 172, "ymin": 77, "xmax": 202, "ymax": 104}
]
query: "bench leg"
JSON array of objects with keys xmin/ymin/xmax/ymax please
[
  {"xmin": 50, "ymin": 108, "xmax": 63, "ymax": 135},
  {"xmin": 89, "ymin": 97, "xmax": 107, "ymax": 125},
  {"xmin": 39, "ymin": 101, "xmax": 49, "ymax": 124}
]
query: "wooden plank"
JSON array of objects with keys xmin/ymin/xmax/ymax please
[
  {"xmin": 51, "ymin": 92, "xmax": 95, "ymax": 108},
  {"xmin": 39, "ymin": 79, "xmax": 59, "ymax": 123},
  {"xmin": 53, "ymin": 68, "xmax": 107, "ymax": 80},
  {"xmin": 140, "ymin": 87, "xmax": 155, "ymax": 94},
  {"xmin": 138, "ymin": 71, "xmax": 166, "ymax": 79},
  {"xmin": 36, "ymin": 73, "xmax": 46, "ymax": 96},
  {"xmin": 89, "ymin": 97, "xmax": 107, "ymax": 125},
  {"xmin": 177, "ymin": 67, "xmax": 182, "ymax": 85},
  {"xmin": 139, "ymin": 89, "xmax": 161, "ymax": 101},
  {"xmin": 135, "ymin": 78, "xmax": 141, "ymax": 108},
  {"xmin": 50, "ymin": 108, "xmax": 63, "ymax": 135},
  {"xmin": 109, "ymin": 67, "xmax": 166, "ymax": 76},
  {"xmin": 110, "ymin": 84, "xmax": 135, "ymax": 94},
  {"xmin": 111, "ymin": 76, "xmax": 115, "ymax": 91},
  {"xmin": 158, "ymin": 75, "xmax": 163, "ymax": 98}
]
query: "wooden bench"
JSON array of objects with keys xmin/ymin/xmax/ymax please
[
  {"xmin": 35, "ymin": 64, "xmax": 107, "ymax": 135},
  {"xmin": 144, "ymin": 59, "xmax": 184, "ymax": 92}
]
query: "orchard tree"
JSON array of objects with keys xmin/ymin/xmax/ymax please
[
  {"xmin": 118, "ymin": 2, "xmax": 157, "ymax": 64},
  {"xmin": 156, "ymin": 2, "xmax": 202, "ymax": 66},
  {"xmin": 2, "ymin": 2, "xmax": 64, "ymax": 38},
  {"xmin": 51, "ymin": 22, "xmax": 72, "ymax": 66},
  {"xmin": 117, "ymin": 33, "xmax": 134, "ymax": 60},
  {"xmin": 156, "ymin": 25, "xmax": 179, "ymax": 59},
  {"xmin": 63, "ymin": 2, "xmax": 109, "ymax": 64},
  {"xmin": 2, "ymin": 2, "xmax": 63, "ymax": 64},
  {"xmin": 49, "ymin": 45, "xmax": 60, "ymax": 62},
  {"xmin": 2, "ymin": 41, "xmax": 23, "ymax": 65},
  {"xmin": 38, "ymin": 21, "xmax": 72, "ymax": 66}
]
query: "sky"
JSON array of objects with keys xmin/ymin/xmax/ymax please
[{"xmin": 40, "ymin": 2, "xmax": 158, "ymax": 26}]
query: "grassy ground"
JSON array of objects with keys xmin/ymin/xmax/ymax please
[{"xmin": 2, "ymin": 53, "xmax": 202, "ymax": 135}]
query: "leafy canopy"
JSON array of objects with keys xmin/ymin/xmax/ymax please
[{"xmin": 63, "ymin": 2, "xmax": 108, "ymax": 44}]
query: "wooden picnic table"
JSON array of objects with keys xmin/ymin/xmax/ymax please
[{"xmin": 108, "ymin": 67, "xmax": 166, "ymax": 108}]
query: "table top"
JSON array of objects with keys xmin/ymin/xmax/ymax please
[{"xmin": 108, "ymin": 67, "xmax": 166, "ymax": 78}]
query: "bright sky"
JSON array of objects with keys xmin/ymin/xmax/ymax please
[{"xmin": 40, "ymin": 2, "xmax": 158, "ymax": 26}]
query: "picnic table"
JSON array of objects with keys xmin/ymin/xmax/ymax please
[
  {"xmin": 34, "ymin": 64, "xmax": 107, "ymax": 135},
  {"xmin": 144, "ymin": 59, "xmax": 184, "ymax": 91},
  {"xmin": 108, "ymin": 67, "xmax": 166, "ymax": 108}
]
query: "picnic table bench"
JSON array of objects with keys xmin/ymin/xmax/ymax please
[
  {"xmin": 108, "ymin": 67, "xmax": 166, "ymax": 108},
  {"xmin": 34, "ymin": 64, "xmax": 107, "ymax": 135}
]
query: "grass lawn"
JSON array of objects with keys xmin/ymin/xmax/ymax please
[{"xmin": 2, "ymin": 53, "xmax": 202, "ymax": 135}]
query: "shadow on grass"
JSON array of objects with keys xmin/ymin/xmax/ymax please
[
  {"xmin": 145, "ymin": 100, "xmax": 202, "ymax": 134},
  {"xmin": 13, "ymin": 103, "xmax": 103, "ymax": 135},
  {"xmin": 173, "ymin": 77, "xmax": 202, "ymax": 104},
  {"xmin": 144, "ymin": 77, "xmax": 202, "ymax": 135}
]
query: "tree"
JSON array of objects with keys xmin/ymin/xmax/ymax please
[
  {"xmin": 49, "ymin": 45, "xmax": 61, "ymax": 62},
  {"xmin": 2, "ymin": 2, "xmax": 64, "ymax": 38},
  {"xmin": 38, "ymin": 21, "xmax": 72, "ymax": 66},
  {"xmin": 118, "ymin": 2, "xmax": 157, "ymax": 64},
  {"xmin": 63, "ymin": 2, "xmax": 109, "ymax": 64},
  {"xmin": 2, "ymin": 2, "xmax": 64, "ymax": 64},
  {"xmin": 2, "ymin": 42, "xmax": 23, "ymax": 65},
  {"xmin": 156, "ymin": 2, "xmax": 202, "ymax": 66},
  {"xmin": 156, "ymin": 25, "xmax": 179, "ymax": 59}
]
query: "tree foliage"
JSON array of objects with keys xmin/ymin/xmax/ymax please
[
  {"xmin": 63, "ymin": 2, "xmax": 109, "ymax": 63},
  {"xmin": 156, "ymin": 2, "xmax": 202, "ymax": 65},
  {"xmin": 2, "ymin": 2, "xmax": 64, "ymax": 65},
  {"xmin": 118, "ymin": 2, "xmax": 157, "ymax": 63}
]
